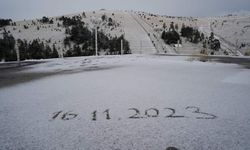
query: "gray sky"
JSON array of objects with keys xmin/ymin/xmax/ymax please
[{"xmin": 1, "ymin": 0, "xmax": 250, "ymax": 20}]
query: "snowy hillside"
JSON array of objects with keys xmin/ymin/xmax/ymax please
[
  {"xmin": 209, "ymin": 14, "xmax": 250, "ymax": 55},
  {"xmin": 134, "ymin": 11, "xmax": 250, "ymax": 56},
  {"xmin": 0, "ymin": 10, "xmax": 125, "ymax": 56},
  {"xmin": 135, "ymin": 11, "xmax": 204, "ymax": 55},
  {"xmin": 0, "ymin": 10, "xmax": 157, "ymax": 56},
  {"xmin": 1, "ymin": 10, "xmax": 250, "ymax": 60}
]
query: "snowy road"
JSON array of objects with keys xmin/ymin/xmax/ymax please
[{"xmin": 1, "ymin": 55, "xmax": 250, "ymax": 150}]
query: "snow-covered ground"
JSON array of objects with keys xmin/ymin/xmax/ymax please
[{"xmin": 1, "ymin": 55, "xmax": 250, "ymax": 150}]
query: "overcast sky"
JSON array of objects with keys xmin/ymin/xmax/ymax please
[{"xmin": 1, "ymin": 0, "xmax": 250, "ymax": 20}]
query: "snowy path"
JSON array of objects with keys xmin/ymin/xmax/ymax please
[
  {"xmin": 118, "ymin": 12, "xmax": 156, "ymax": 54},
  {"xmin": 133, "ymin": 14, "xmax": 177, "ymax": 54},
  {"xmin": 0, "ymin": 55, "xmax": 250, "ymax": 150},
  {"xmin": 131, "ymin": 14, "xmax": 162, "ymax": 53}
]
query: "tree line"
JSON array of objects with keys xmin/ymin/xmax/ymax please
[
  {"xmin": 59, "ymin": 16, "xmax": 83, "ymax": 27},
  {"xmin": 63, "ymin": 16, "xmax": 130, "ymax": 57},
  {"xmin": 1, "ymin": 15, "xmax": 131, "ymax": 61},
  {"xmin": 38, "ymin": 16, "xmax": 54, "ymax": 24},
  {"xmin": 17, "ymin": 39, "xmax": 58, "ymax": 60},
  {"xmin": 161, "ymin": 22, "xmax": 221, "ymax": 52},
  {"xmin": 0, "ymin": 29, "xmax": 58, "ymax": 61},
  {"xmin": 0, "ymin": 31, "xmax": 16, "ymax": 61}
]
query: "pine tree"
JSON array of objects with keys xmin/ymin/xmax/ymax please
[
  {"xmin": 51, "ymin": 44, "xmax": 58, "ymax": 58},
  {"xmin": 0, "ymin": 31, "xmax": 16, "ymax": 61},
  {"xmin": 169, "ymin": 22, "xmax": 175, "ymax": 31},
  {"xmin": 73, "ymin": 45, "xmax": 82, "ymax": 56},
  {"xmin": 44, "ymin": 45, "xmax": 52, "ymax": 58},
  {"xmin": 82, "ymin": 12, "xmax": 86, "ymax": 18},
  {"xmin": 175, "ymin": 24, "xmax": 179, "ymax": 31},
  {"xmin": 163, "ymin": 23, "xmax": 167, "ymax": 31},
  {"xmin": 161, "ymin": 30, "xmax": 180, "ymax": 44},
  {"xmin": 209, "ymin": 32, "xmax": 214, "ymax": 42},
  {"xmin": 101, "ymin": 15, "xmax": 107, "ymax": 21},
  {"xmin": 17, "ymin": 39, "xmax": 28, "ymax": 60}
]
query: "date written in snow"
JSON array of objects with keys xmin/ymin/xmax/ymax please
[{"xmin": 50, "ymin": 106, "xmax": 217, "ymax": 121}]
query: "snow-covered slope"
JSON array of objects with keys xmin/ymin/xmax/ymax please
[
  {"xmin": 136, "ymin": 11, "xmax": 250, "ymax": 56},
  {"xmin": 0, "ymin": 10, "xmax": 157, "ymax": 55},
  {"xmin": 0, "ymin": 10, "xmax": 125, "ymax": 56},
  {"xmin": 108, "ymin": 11, "xmax": 156, "ymax": 54},
  {"xmin": 209, "ymin": 14, "xmax": 250, "ymax": 55},
  {"xmin": 135, "ymin": 11, "xmax": 204, "ymax": 55},
  {"xmin": 1, "ymin": 10, "xmax": 250, "ymax": 56}
]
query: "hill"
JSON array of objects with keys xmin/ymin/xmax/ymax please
[{"xmin": 1, "ymin": 10, "xmax": 250, "ymax": 62}]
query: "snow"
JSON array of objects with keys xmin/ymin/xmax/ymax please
[
  {"xmin": 136, "ymin": 12, "xmax": 202, "ymax": 55},
  {"xmin": 209, "ymin": 15, "xmax": 250, "ymax": 55},
  {"xmin": 1, "ymin": 10, "xmax": 250, "ymax": 56},
  {"xmin": 1, "ymin": 10, "xmax": 250, "ymax": 149},
  {"xmin": 223, "ymin": 70, "xmax": 250, "ymax": 85},
  {"xmin": 1, "ymin": 55, "xmax": 250, "ymax": 150}
]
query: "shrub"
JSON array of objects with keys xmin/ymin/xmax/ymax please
[
  {"xmin": 161, "ymin": 30, "xmax": 180, "ymax": 44},
  {"xmin": 82, "ymin": 12, "xmax": 86, "ymax": 18},
  {"xmin": 101, "ymin": 15, "xmax": 107, "ymax": 21},
  {"xmin": 59, "ymin": 16, "xmax": 84, "ymax": 27},
  {"xmin": 181, "ymin": 25, "xmax": 202, "ymax": 43},
  {"xmin": 208, "ymin": 32, "xmax": 221, "ymax": 51},
  {"xmin": 244, "ymin": 51, "xmax": 250, "ymax": 56},
  {"xmin": 23, "ymin": 25, "xmax": 29, "ymax": 29},
  {"xmin": 0, "ymin": 19, "xmax": 12, "ymax": 27},
  {"xmin": 39, "ymin": 16, "xmax": 54, "ymax": 24}
]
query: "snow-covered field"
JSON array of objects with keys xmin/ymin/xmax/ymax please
[{"xmin": 1, "ymin": 55, "xmax": 250, "ymax": 150}]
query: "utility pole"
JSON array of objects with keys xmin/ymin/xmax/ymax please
[
  {"xmin": 206, "ymin": 38, "xmax": 209, "ymax": 55},
  {"xmin": 140, "ymin": 41, "xmax": 142, "ymax": 54},
  {"xmin": 15, "ymin": 43, "xmax": 20, "ymax": 66},
  {"xmin": 95, "ymin": 26, "xmax": 98, "ymax": 56},
  {"xmin": 61, "ymin": 49, "xmax": 64, "ymax": 59},
  {"xmin": 177, "ymin": 40, "xmax": 180, "ymax": 52}
]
